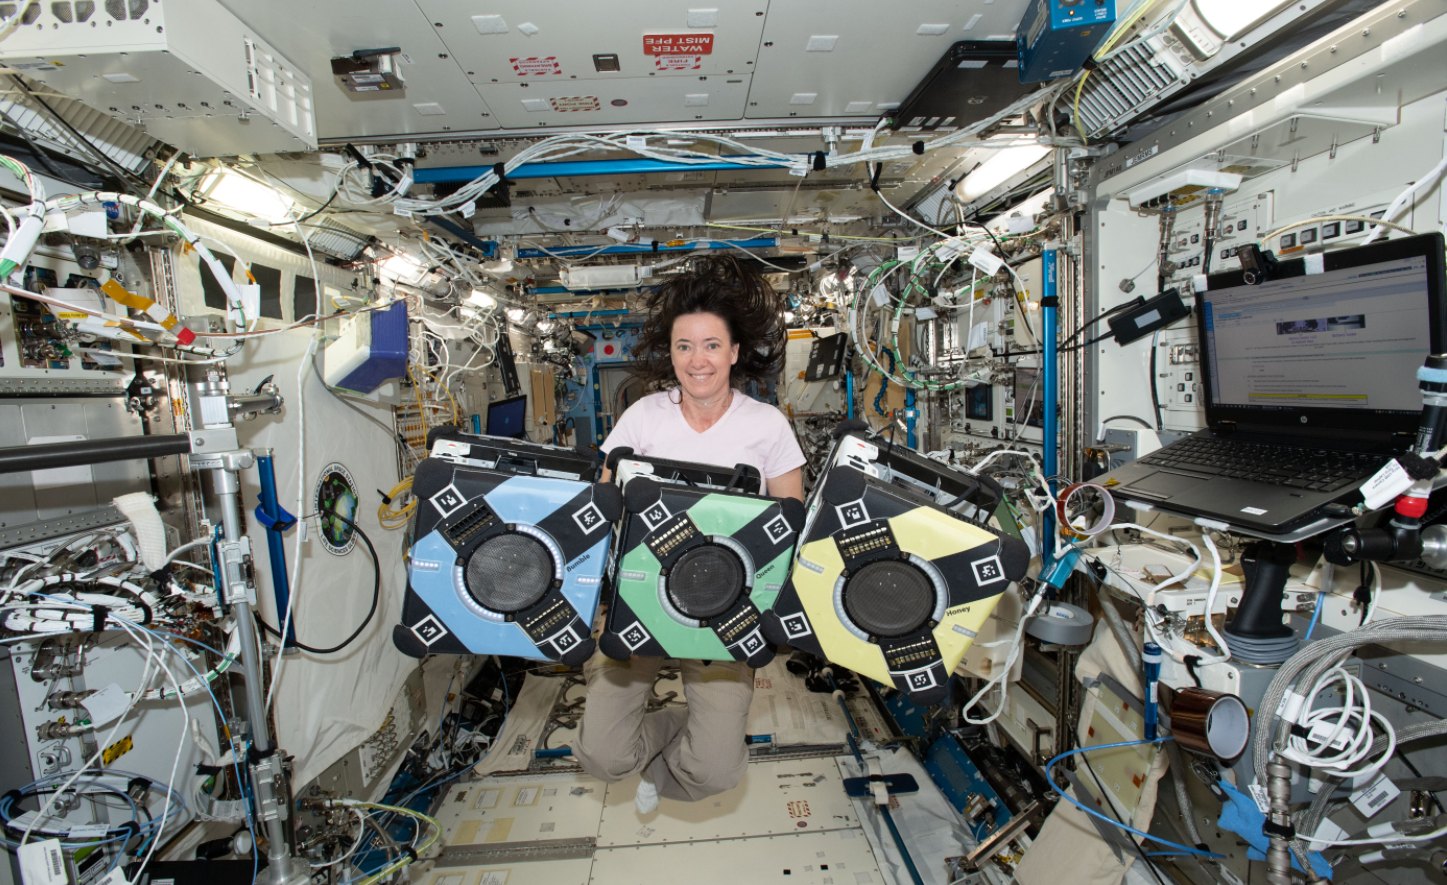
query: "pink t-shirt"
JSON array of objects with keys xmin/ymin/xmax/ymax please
[{"xmin": 601, "ymin": 390, "xmax": 806, "ymax": 495}]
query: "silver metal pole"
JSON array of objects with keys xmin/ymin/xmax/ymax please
[{"xmin": 208, "ymin": 463, "xmax": 310, "ymax": 885}]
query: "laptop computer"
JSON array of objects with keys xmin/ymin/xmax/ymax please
[{"xmin": 1095, "ymin": 232, "xmax": 1447, "ymax": 539}]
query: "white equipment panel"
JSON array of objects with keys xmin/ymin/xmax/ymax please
[
  {"xmin": 746, "ymin": 0, "xmax": 1029, "ymax": 119},
  {"xmin": 0, "ymin": 0, "xmax": 315, "ymax": 155}
]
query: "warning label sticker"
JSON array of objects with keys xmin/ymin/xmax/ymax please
[
  {"xmin": 510, "ymin": 56, "xmax": 562, "ymax": 76},
  {"xmin": 654, "ymin": 54, "xmax": 703, "ymax": 71},
  {"xmin": 643, "ymin": 34, "xmax": 714, "ymax": 55},
  {"xmin": 549, "ymin": 95, "xmax": 600, "ymax": 112}
]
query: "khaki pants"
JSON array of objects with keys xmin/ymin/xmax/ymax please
[{"xmin": 573, "ymin": 652, "xmax": 754, "ymax": 802}]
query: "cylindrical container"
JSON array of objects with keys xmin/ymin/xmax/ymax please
[{"xmin": 1170, "ymin": 686, "xmax": 1251, "ymax": 762}]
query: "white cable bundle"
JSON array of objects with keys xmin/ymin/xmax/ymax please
[
  {"xmin": 1280, "ymin": 666, "xmax": 1396, "ymax": 780},
  {"xmin": 114, "ymin": 492, "xmax": 168, "ymax": 571}
]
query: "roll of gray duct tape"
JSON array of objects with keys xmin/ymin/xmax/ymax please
[{"xmin": 1024, "ymin": 602, "xmax": 1096, "ymax": 645}]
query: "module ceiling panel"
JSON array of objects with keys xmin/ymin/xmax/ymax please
[
  {"xmin": 745, "ymin": 0, "xmax": 1030, "ymax": 119},
  {"xmin": 476, "ymin": 76, "xmax": 752, "ymax": 129},
  {"xmin": 417, "ymin": 0, "xmax": 767, "ymax": 83},
  {"xmin": 217, "ymin": 0, "xmax": 499, "ymax": 138}
]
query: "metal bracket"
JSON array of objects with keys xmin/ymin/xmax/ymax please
[
  {"xmin": 250, "ymin": 754, "xmax": 290, "ymax": 823},
  {"xmin": 958, "ymin": 800, "xmax": 1046, "ymax": 872},
  {"xmin": 437, "ymin": 837, "xmax": 596, "ymax": 866},
  {"xmin": 216, "ymin": 535, "xmax": 257, "ymax": 606},
  {"xmin": 1026, "ymin": 719, "xmax": 1054, "ymax": 766}
]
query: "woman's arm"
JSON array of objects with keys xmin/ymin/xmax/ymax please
[{"xmin": 768, "ymin": 467, "xmax": 804, "ymax": 503}]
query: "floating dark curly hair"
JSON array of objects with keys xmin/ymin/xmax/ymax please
[{"xmin": 631, "ymin": 254, "xmax": 787, "ymax": 393}]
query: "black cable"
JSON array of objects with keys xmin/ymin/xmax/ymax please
[
  {"xmin": 254, "ymin": 511, "xmax": 380, "ymax": 654},
  {"xmin": 1058, "ymin": 297, "xmax": 1145, "ymax": 352},
  {"xmin": 291, "ymin": 188, "xmax": 339, "ymax": 226},
  {"xmin": 0, "ymin": 106, "xmax": 82, "ymax": 185},
  {"xmin": 1202, "ymin": 236, "xmax": 1215, "ymax": 276},
  {"xmin": 1149, "ymin": 334, "xmax": 1164, "ymax": 431},
  {"xmin": 1098, "ymin": 415, "xmax": 1155, "ymax": 433},
  {"xmin": 9, "ymin": 76, "xmax": 145, "ymax": 191}
]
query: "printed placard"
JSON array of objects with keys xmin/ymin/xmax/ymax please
[
  {"xmin": 510, "ymin": 57, "xmax": 562, "ymax": 76},
  {"xmin": 549, "ymin": 96, "xmax": 600, "ymax": 112},
  {"xmin": 655, "ymin": 55, "xmax": 704, "ymax": 71},
  {"xmin": 643, "ymin": 34, "xmax": 714, "ymax": 55}
]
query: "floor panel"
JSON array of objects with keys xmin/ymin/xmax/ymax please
[
  {"xmin": 436, "ymin": 769, "xmax": 608, "ymax": 847},
  {"xmin": 596, "ymin": 756, "xmax": 861, "ymax": 847},
  {"xmin": 589, "ymin": 830, "xmax": 885, "ymax": 885}
]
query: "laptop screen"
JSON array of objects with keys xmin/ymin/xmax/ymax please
[
  {"xmin": 486, "ymin": 395, "xmax": 528, "ymax": 439},
  {"xmin": 1197, "ymin": 233, "xmax": 1446, "ymax": 435}
]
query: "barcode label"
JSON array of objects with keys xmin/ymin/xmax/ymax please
[
  {"xmin": 1350, "ymin": 775, "xmax": 1401, "ymax": 819},
  {"xmin": 18, "ymin": 839, "xmax": 67, "ymax": 885}
]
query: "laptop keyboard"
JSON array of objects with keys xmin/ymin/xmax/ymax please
[{"xmin": 1139, "ymin": 437, "xmax": 1385, "ymax": 492}]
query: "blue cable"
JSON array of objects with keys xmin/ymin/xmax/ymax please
[
  {"xmin": 1304, "ymin": 591, "xmax": 1326, "ymax": 642},
  {"xmin": 874, "ymin": 348, "xmax": 895, "ymax": 416},
  {"xmin": 1043, "ymin": 738, "xmax": 1224, "ymax": 859}
]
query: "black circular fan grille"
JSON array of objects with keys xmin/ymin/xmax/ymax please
[
  {"xmin": 668, "ymin": 544, "xmax": 745, "ymax": 619},
  {"xmin": 843, "ymin": 560, "xmax": 936, "ymax": 638},
  {"xmin": 464, "ymin": 533, "xmax": 554, "ymax": 613}
]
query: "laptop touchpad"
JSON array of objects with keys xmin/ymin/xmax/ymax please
[{"xmin": 1127, "ymin": 471, "xmax": 1211, "ymax": 499}]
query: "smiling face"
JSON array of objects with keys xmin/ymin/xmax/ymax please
[{"xmin": 670, "ymin": 311, "xmax": 739, "ymax": 404}]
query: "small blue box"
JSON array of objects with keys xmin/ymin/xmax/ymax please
[{"xmin": 1017, "ymin": 0, "xmax": 1116, "ymax": 84}]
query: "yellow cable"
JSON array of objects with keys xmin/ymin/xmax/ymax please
[
  {"xmin": 405, "ymin": 363, "xmax": 430, "ymax": 433},
  {"xmin": 378, "ymin": 476, "xmax": 416, "ymax": 530},
  {"xmin": 423, "ymin": 366, "xmax": 463, "ymax": 425}
]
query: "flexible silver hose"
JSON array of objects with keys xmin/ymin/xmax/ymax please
[{"xmin": 1251, "ymin": 616, "xmax": 1447, "ymax": 787}]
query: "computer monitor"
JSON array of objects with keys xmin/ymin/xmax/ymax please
[
  {"xmin": 1197, "ymin": 233, "xmax": 1447, "ymax": 435},
  {"xmin": 1012, "ymin": 366, "xmax": 1044, "ymax": 428},
  {"xmin": 486, "ymin": 395, "xmax": 528, "ymax": 439}
]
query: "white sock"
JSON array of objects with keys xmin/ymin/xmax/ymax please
[{"xmin": 634, "ymin": 773, "xmax": 658, "ymax": 814}]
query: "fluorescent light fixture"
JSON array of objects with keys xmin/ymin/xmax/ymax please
[
  {"xmin": 200, "ymin": 169, "xmax": 295, "ymax": 222},
  {"xmin": 380, "ymin": 254, "xmax": 424, "ymax": 284},
  {"xmin": 1190, "ymin": 0, "xmax": 1295, "ymax": 40},
  {"xmin": 466, "ymin": 288, "xmax": 497, "ymax": 309},
  {"xmin": 987, "ymin": 188, "xmax": 1055, "ymax": 236},
  {"xmin": 955, "ymin": 145, "xmax": 1052, "ymax": 202}
]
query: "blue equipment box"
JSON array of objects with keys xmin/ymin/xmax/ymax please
[
  {"xmin": 323, "ymin": 300, "xmax": 408, "ymax": 395},
  {"xmin": 1017, "ymin": 0, "xmax": 1116, "ymax": 83}
]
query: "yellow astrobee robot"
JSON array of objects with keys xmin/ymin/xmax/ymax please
[{"xmin": 763, "ymin": 423, "xmax": 1030, "ymax": 705}]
